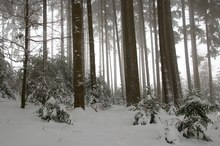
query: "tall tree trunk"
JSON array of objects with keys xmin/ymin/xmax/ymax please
[
  {"xmin": 113, "ymin": 0, "xmax": 125, "ymax": 103},
  {"xmin": 51, "ymin": 0, "xmax": 54, "ymax": 59},
  {"xmin": 21, "ymin": 0, "xmax": 30, "ymax": 109},
  {"xmin": 158, "ymin": 0, "xmax": 182, "ymax": 106},
  {"xmin": 149, "ymin": 0, "xmax": 156, "ymax": 91},
  {"xmin": 67, "ymin": 0, "xmax": 72, "ymax": 69},
  {"xmin": 87, "ymin": 0, "xmax": 96, "ymax": 89},
  {"xmin": 43, "ymin": 0, "xmax": 47, "ymax": 73},
  {"xmin": 72, "ymin": 0, "xmax": 85, "ymax": 110},
  {"xmin": 101, "ymin": 0, "xmax": 105, "ymax": 80},
  {"xmin": 137, "ymin": 1, "xmax": 145, "ymax": 94},
  {"xmin": 139, "ymin": 0, "xmax": 150, "ymax": 88},
  {"xmin": 113, "ymin": 23, "xmax": 117, "ymax": 103},
  {"xmin": 104, "ymin": 0, "xmax": 110, "ymax": 86},
  {"xmin": 121, "ymin": 0, "xmax": 140, "ymax": 106},
  {"xmin": 61, "ymin": 0, "xmax": 65, "ymax": 60},
  {"xmin": 153, "ymin": 0, "xmax": 161, "ymax": 99},
  {"xmin": 189, "ymin": 0, "xmax": 200, "ymax": 90},
  {"xmin": 181, "ymin": 0, "xmax": 192, "ymax": 90},
  {"xmin": 98, "ymin": 1, "xmax": 102, "ymax": 76},
  {"xmin": 205, "ymin": 0, "xmax": 213, "ymax": 103},
  {"xmin": 1, "ymin": 15, "xmax": 4, "ymax": 54}
]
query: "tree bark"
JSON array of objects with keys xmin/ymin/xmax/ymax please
[
  {"xmin": 153, "ymin": 0, "xmax": 161, "ymax": 99},
  {"xmin": 21, "ymin": 0, "xmax": 30, "ymax": 109},
  {"xmin": 189, "ymin": 0, "xmax": 200, "ymax": 90},
  {"xmin": 121, "ymin": 0, "xmax": 140, "ymax": 106},
  {"xmin": 61, "ymin": 0, "xmax": 65, "ymax": 61},
  {"xmin": 113, "ymin": 0, "xmax": 125, "ymax": 103},
  {"xmin": 181, "ymin": 0, "xmax": 192, "ymax": 90},
  {"xmin": 158, "ymin": 0, "xmax": 182, "ymax": 106},
  {"xmin": 67, "ymin": 0, "xmax": 72, "ymax": 70},
  {"xmin": 72, "ymin": 0, "xmax": 85, "ymax": 110},
  {"xmin": 87, "ymin": 0, "xmax": 96, "ymax": 89},
  {"xmin": 104, "ymin": 0, "xmax": 110, "ymax": 86},
  {"xmin": 205, "ymin": 0, "xmax": 213, "ymax": 103},
  {"xmin": 43, "ymin": 0, "xmax": 47, "ymax": 73}
]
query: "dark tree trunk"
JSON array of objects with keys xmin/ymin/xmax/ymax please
[
  {"xmin": 43, "ymin": 0, "xmax": 47, "ymax": 73},
  {"xmin": 72, "ymin": 0, "xmax": 85, "ymax": 110},
  {"xmin": 121, "ymin": 0, "xmax": 140, "ymax": 106},
  {"xmin": 158, "ymin": 0, "xmax": 182, "ymax": 106},
  {"xmin": 21, "ymin": 0, "xmax": 30, "ymax": 109},
  {"xmin": 87, "ymin": 0, "xmax": 96, "ymax": 89},
  {"xmin": 153, "ymin": 0, "xmax": 161, "ymax": 99}
]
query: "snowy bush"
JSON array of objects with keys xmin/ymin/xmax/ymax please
[
  {"xmin": 176, "ymin": 89, "xmax": 213, "ymax": 141},
  {"xmin": 133, "ymin": 111, "xmax": 147, "ymax": 125},
  {"xmin": 136, "ymin": 87, "xmax": 160, "ymax": 124},
  {"xmin": 0, "ymin": 51, "xmax": 16, "ymax": 100},
  {"xmin": 158, "ymin": 124, "xmax": 180, "ymax": 144},
  {"xmin": 27, "ymin": 56, "xmax": 73, "ymax": 105},
  {"xmin": 167, "ymin": 104, "xmax": 177, "ymax": 115},
  {"xmin": 85, "ymin": 76, "xmax": 112, "ymax": 111},
  {"xmin": 37, "ymin": 97, "xmax": 71, "ymax": 124}
]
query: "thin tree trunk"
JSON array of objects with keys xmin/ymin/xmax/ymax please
[
  {"xmin": 61, "ymin": 0, "xmax": 64, "ymax": 60},
  {"xmin": 43, "ymin": 0, "xmax": 47, "ymax": 73},
  {"xmin": 153, "ymin": 0, "xmax": 161, "ymax": 99},
  {"xmin": 189, "ymin": 0, "xmax": 200, "ymax": 90},
  {"xmin": 139, "ymin": 0, "xmax": 150, "ymax": 88},
  {"xmin": 87, "ymin": 0, "xmax": 96, "ymax": 89},
  {"xmin": 205, "ymin": 1, "xmax": 213, "ymax": 103},
  {"xmin": 181, "ymin": 0, "xmax": 192, "ymax": 90},
  {"xmin": 21, "ymin": 0, "xmax": 30, "ymax": 109},
  {"xmin": 113, "ymin": 0, "xmax": 125, "ymax": 104},
  {"xmin": 67, "ymin": 0, "xmax": 72, "ymax": 69},
  {"xmin": 51, "ymin": 0, "xmax": 54, "ymax": 59},
  {"xmin": 98, "ymin": 1, "xmax": 102, "ymax": 76},
  {"xmin": 101, "ymin": 0, "xmax": 105, "ymax": 80},
  {"xmin": 113, "ymin": 24, "xmax": 117, "ymax": 104},
  {"xmin": 104, "ymin": 0, "xmax": 110, "ymax": 86},
  {"xmin": 149, "ymin": 0, "xmax": 156, "ymax": 90}
]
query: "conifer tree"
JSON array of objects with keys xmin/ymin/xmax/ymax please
[{"xmin": 177, "ymin": 90, "xmax": 213, "ymax": 141}]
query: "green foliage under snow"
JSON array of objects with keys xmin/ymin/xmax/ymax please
[
  {"xmin": 176, "ymin": 89, "xmax": 213, "ymax": 141},
  {"xmin": 37, "ymin": 97, "xmax": 71, "ymax": 124},
  {"xmin": 27, "ymin": 56, "xmax": 73, "ymax": 105},
  {"xmin": 0, "ymin": 51, "xmax": 16, "ymax": 100}
]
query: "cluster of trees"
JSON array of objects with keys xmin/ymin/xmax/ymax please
[{"xmin": 0, "ymin": 0, "xmax": 220, "ymax": 109}]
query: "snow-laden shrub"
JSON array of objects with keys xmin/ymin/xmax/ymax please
[
  {"xmin": 136, "ymin": 87, "xmax": 161, "ymax": 124},
  {"xmin": 37, "ymin": 97, "xmax": 71, "ymax": 124},
  {"xmin": 27, "ymin": 56, "xmax": 73, "ymax": 105},
  {"xmin": 176, "ymin": 89, "xmax": 213, "ymax": 141},
  {"xmin": 158, "ymin": 122, "xmax": 180, "ymax": 144},
  {"xmin": 167, "ymin": 104, "xmax": 177, "ymax": 115},
  {"xmin": 0, "ymin": 51, "xmax": 16, "ymax": 100},
  {"xmin": 85, "ymin": 76, "xmax": 112, "ymax": 111},
  {"xmin": 133, "ymin": 111, "xmax": 147, "ymax": 125}
]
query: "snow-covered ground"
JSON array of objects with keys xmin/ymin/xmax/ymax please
[{"xmin": 0, "ymin": 100, "xmax": 220, "ymax": 146}]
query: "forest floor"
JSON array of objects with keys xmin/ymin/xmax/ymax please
[{"xmin": 0, "ymin": 99, "xmax": 220, "ymax": 146}]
